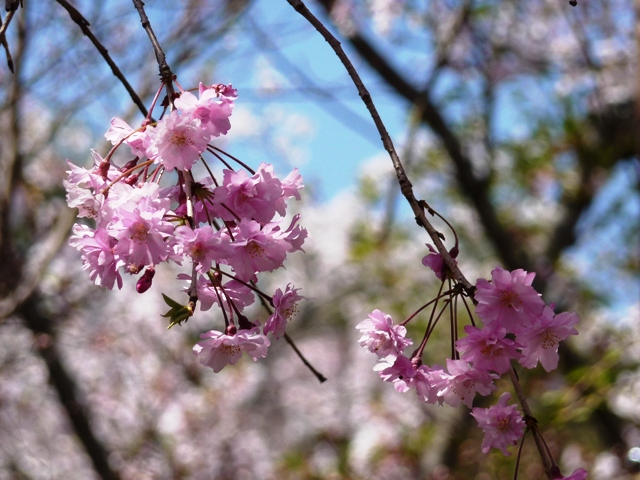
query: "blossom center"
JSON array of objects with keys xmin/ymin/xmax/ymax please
[
  {"xmin": 497, "ymin": 417, "xmax": 511, "ymax": 432},
  {"xmin": 247, "ymin": 241, "xmax": 264, "ymax": 258},
  {"xmin": 171, "ymin": 131, "xmax": 192, "ymax": 148},
  {"xmin": 220, "ymin": 344, "xmax": 241, "ymax": 356},
  {"xmin": 131, "ymin": 222, "xmax": 148, "ymax": 242},
  {"xmin": 499, "ymin": 290, "xmax": 520, "ymax": 309}
]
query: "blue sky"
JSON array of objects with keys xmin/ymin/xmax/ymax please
[{"xmin": 209, "ymin": 0, "xmax": 408, "ymax": 201}]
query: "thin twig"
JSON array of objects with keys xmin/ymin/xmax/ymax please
[
  {"xmin": 0, "ymin": 8, "xmax": 16, "ymax": 72},
  {"xmin": 55, "ymin": 0, "xmax": 148, "ymax": 117},
  {"xmin": 284, "ymin": 333, "xmax": 327, "ymax": 383},
  {"xmin": 131, "ymin": 0, "xmax": 176, "ymax": 100},
  {"xmin": 285, "ymin": 0, "xmax": 473, "ymax": 294},
  {"xmin": 509, "ymin": 365, "xmax": 554, "ymax": 478}
]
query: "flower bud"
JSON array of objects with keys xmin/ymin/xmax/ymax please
[{"xmin": 136, "ymin": 266, "xmax": 155, "ymax": 293}]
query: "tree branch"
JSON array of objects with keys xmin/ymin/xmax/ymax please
[
  {"xmin": 131, "ymin": 0, "xmax": 176, "ymax": 100},
  {"xmin": 314, "ymin": 0, "xmax": 526, "ymax": 271},
  {"xmin": 55, "ymin": 0, "xmax": 148, "ymax": 117},
  {"xmin": 286, "ymin": 0, "xmax": 473, "ymax": 293}
]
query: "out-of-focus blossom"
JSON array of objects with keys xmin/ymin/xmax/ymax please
[{"xmin": 471, "ymin": 392, "xmax": 526, "ymax": 456}]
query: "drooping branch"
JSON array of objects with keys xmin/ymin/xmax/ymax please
[
  {"xmin": 313, "ymin": 0, "xmax": 531, "ymax": 272},
  {"xmin": 131, "ymin": 0, "xmax": 176, "ymax": 100},
  {"xmin": 286, "ymin": 0, "xmax": 474, "ymax": 293},
  {"xmin": 55, "ymin": 0, "xmax": 148, "ymax": 117}
]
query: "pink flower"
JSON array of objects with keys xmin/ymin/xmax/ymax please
[
  {"xmin": 182, "ymin": 275, "xmax": 255, "ymax": 314},
  {"xmin": 69, "ymin": 224, "xmax": 123, "ymax": 290},
  {"xmin": 175, "ymin": 83, "xmax": 234, "ymax": 137},
  {"xmin": 356, "ymin": 309, "xmax": 412, "ymax": 361},
  {"xmin": 374, "ymin": 355, "xmax": 417, "ymax": 393},
  {"xmin": 470, "ymin": 392, "xmax": 526, "ymax": 456},
  {"xmin": 414, "ymin": 365, "xmax": 445, "ymax": 405},
  {"xmin": 223, "ymin": 218, "xmax": 295, "ymax": 281},
  {"xmin": 264, "ymin": 284, "xmax": 304, "ymax": 338},
  {"xmin": 212, "ymin": 164, "xmax": 283, "ymax": 225},
  {"xmin": 456, "ymin": 324, "xmax": 522, "ymax": 374},
  {"xmin": 281, "ymin": 168, "xmax": 303, "ymax": 202},
  {"xmin": 104, "ymin": 117, "xmax": 150, "ymax": 159},
  {"xmin": 436, "ymin": 358, "xmax": 498, "ymax": 408},
  {"xmin": 518, "ymin": 306, "xmax": 579, "ymax": 372},
  {"xmin": 173, "ymin": 225, "xmax": 232, "ymax": 272},
  {"xmin": 193, "ymin": 326, "xmax": 270, "ymax": 373},
  {"xmin": 147, "ymin": 110, "xmax": 209, "ymax": 171},
  {"xmin": 108, "ymin": 196, "xmax": 174, "ymax": 269},
  {"xmin": 475, "ymin": 267, "xmax": 545, "ymax": 332},
  {"xmin": 422, "ymin": 244, "xmax": 456, "ymax": 281},
  {"xmin": 556, "ymin": 468, "xmax": 588, "ymax": 480}
]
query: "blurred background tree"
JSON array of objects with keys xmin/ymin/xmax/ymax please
[{"xmin": 0, "ymin": 0, "xmax": 637, "ymax": 478}]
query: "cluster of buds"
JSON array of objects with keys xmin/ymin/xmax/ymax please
[
  {"xmin": 357, "ymin": 261, "xmax": 586, "ymax": 479},
  {"xmin": 64, "ymin": 81, "xmax": 306, "ymax": 373}
]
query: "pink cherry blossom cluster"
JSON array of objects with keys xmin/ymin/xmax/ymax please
[
  {"xmin": 356, "ymin": 264, "xmax": 581, "ymax": 469},
  {"xmin": 64, "ymin": 82, "xmax": 306, "ymax": 373}
]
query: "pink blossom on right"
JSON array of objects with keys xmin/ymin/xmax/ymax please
[
  {"xmin": 470, "ymin": 392, "xmax": 526, "ymax": 456},
  {"xmin": 475, "ymin": 267, "xmax": 545, "ymax": 332},
  {"xmin": 518, "ymin": 306, "xmax": 580, "ymax": 372}
]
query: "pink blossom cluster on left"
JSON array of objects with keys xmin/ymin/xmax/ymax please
[
  {"xmin": 64, "ymin": 82, "xmax": 306, "ymax": 373},
  {"xmin": 356, "ymin": 265, "xmax": 580, "ymax": 461}
]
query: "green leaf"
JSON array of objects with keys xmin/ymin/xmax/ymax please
[{"xmin": 161, "ymin": 294, "xmax": 193, "ymax": 329}]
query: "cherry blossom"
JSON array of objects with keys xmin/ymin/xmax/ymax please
[
  {"xmin": 518, "ymin": 306, "xmax": 580, "ymax": 372},
  {"xmin": 374, "ymin": 355, "xmax": 418, "ymax": 393},
  {"xmin": 193, "ymin": 326, "xmax": 270, "ymax": 373},
  {"xmin": 147, "ymin": 110, "xmax": 209, "ymax": 171},
  {"xmin": 436, "ymin": 359, "xmax": 498, "ymax": 408},
  {"xmin": 356, "ymin": 309, "xmax": 412, "ymax": 361},
  {"xmin": 104, "ymin": 117, "xmax": 150, "ymax": 159},
  {"xmin": 555, "ymin": 468, "xmax": 588, "ymax": 480},
  {"xmin": 456, "ymin": 324, "xmax": 522, "ymax": 374},
  {"xmin": 470, "ymin": 392, "xmax": 526, "ymax": 455},
  {"xmin": 475, "ymin": 266, "xmax": 545, "ymax": 332},
  {"xmin": 173, "ymin": 225, "xmax": 231, "ymax": 272},
  {"xmin": 264, "ymin": 284, "xmax": 304, "ymax": 339},
  {"xmin": 69, "ymin": 225, "xmax": 122, "ymax": 290},
  {"xmin": 422, "ymin": 244, "xmax": 457, "ymax": 281},
  {"xmin": 66, "ymin": 80, "xmax": 307, "ymax": 375}
]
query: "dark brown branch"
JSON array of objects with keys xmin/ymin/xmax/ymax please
[
  {"xmin": 0, "ymin": 4, "xmax": 24, "ymax": 296},
  {"xmin": 0, "ymin": 6, "xmax": 18, "ymax": 72},
  {"xmin": 55, "ymin": 0, "xmax": 148, "ymax": 117},
  {"xmin": 284, "ymin": 332, "xmax": 327, "ymax": 383},
  {"xmin": 315, "ymin": 0, "xmax": 526, "ymax": 272},
  {"xmin": 131, "ymin": 0, "xmax": 176, "ymax": 100},
  {"xmin": 286, "ymin": 0, "xmax": 473, "ymax": 292}
]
